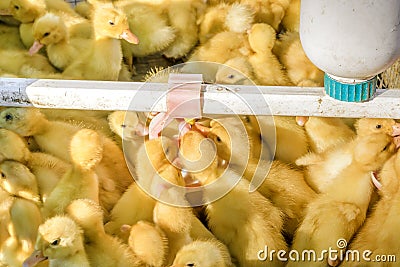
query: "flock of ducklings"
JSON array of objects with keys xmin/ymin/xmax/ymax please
[
  {"xmin": 0, "ymin": 105, "xmax": 399, "ymax": 267},
  {"xmin": 0, "ymin": 0, "xmax": 323, "ymax": 85}
]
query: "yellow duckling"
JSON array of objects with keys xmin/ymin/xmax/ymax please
[
  {"xmin": 23, "ymin": 216, "xmax": 90, "ymax": 267},
  {"xmin": 216, "ymin": 56, "xmax": 258, "ymax": 85},
  {"xmin": 273, "ymin": 31, "xmax": 324, "ymax": 87},
  {"xmin": 198, "ymin": 2, "xmax": 254, "ymax": 44},
  {"xmin": 297, "ymin": 118, "xmax": 399, "ymax": 193},
  {"xmin": 66, "ymin": 199, "xmax": 142, "ymax": 267},
  {"xmin": 30, "ymin": 12, "xmax": 92, "ymax": 71},
  {"xmin": 289, "ymin": 134, "xmax": 396, "ymax": 267},
  {"xmin": 171, "ymin": 239, "xmax": 234, "ymax": 267},
  {"xmin": 62, "ymin": 1, "xmax": 138, "ymax": 81},
  {"xmin": 247, "ymin": 23, "xmax": 292, "ymax": 85},
  {"xmin": 0, "ymin": 108, "xmax": 132, "ymax": 206},
  {"xmin": 281, "ymin": 0, "xmax": 300, "ymax": 32},
  {"xmin": 241, "ymin": 0, "xmax": 290, "ymax": 30},
  {"xmin": 343, "ymin": 149, "xmax": 400, "ymax": 267},
  {"xmin": 127, "ymin": 220, "xmax": 169, "ymax": 267},
  {"xmin": 0, "ymin": 49, "xmax": 58, "ymax": 78},
  {"xmin": 180, "ymin": 131, "xmax": 287, "ymax": 267},
  {"xmin": 0, "ymin": 23, "xmax": 25, "ymax": 50}
]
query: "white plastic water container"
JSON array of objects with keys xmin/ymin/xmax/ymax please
[{"xmin": 300, "ymin": 0, "xmax": 400, "ymax": 102}]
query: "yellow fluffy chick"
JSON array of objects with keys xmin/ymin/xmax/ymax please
[
  {"xmin": 66, "ymin": 199, "xmax": 141, "ymax": 267},
  {"xmin": 41, "ymin": 129, "xmax": 102, "ymax": 218},
  {"xmin": 247, "ymin": 23, "xmax": 292, "ymax": 85},
  {"xmin": 104, "ymin": 137, "xmax": 178, "ymax": 240},
  {"xmin": 0, "ymin": 128, "xmax": 69, "ymax": 203},
  {"xmin": 342, "ymin": 150, "xmax": 400, "ymax": 267},
  {"xmin": 23, "ymin": 216, "xmax": 90, "ymax": 267},
  {"xmin": 296, "ymin": 116, "xmax": 355, "ymax": 153},
  {"xmin": 62, "ymin": 1, "xmax": 139, "ymax": 81},
  {"xmin": 0, "ymin": 108, "xmax": 132, "ymax": 202},
  {"xmin": 297, "ymin": 118, "xmax": 399, "ymax": 193},
  {"xmin": 116, "ymin": 0, "xmax": 175, "ymax": 65},
  {"xmin": 273, "ymin": 31, "xmax": 324, "ymax": 86},
  {"xmin": 30, "ymin": 12, "xmax": 92, "ymax": 71},
  {"xmin": 162, "ymin": 0, "xmax": 205, "ymax": 59},
  {"xmin": 0, "ymin": 49, "xmax": 58, "ymax": 78},
  {"xmin": 198, "ymin": 2, "xmax": 254, "ymax": 43},
  {"xmin": 171, "ymin": 239, "xmax": 234, "ymax": 267},
  {"xmin": 289, "ymin": 134, "xmax": 396, "ymax": 267},
  {"xmin": 281, "ymin": 0, "xmax": 300, "ymax": 31},
  {"xmin": 207, "ymin": 117, "xmax": 316, "ymax": 238},
  {"xmin": 216, "ymin": 56, "xmax": 258, "ymax": 85},
  {"xmin": 241, "ymin": 0, "xmax": 290, "ymax": 30},
  {"xmin": 180, "ymin": 131, "xmax": 287, "ymax": 267},
  {"xmin": 127, "ymin": 220, "xmax": 169, "ymax": 267},
  {"xmin": 0, "ymin": 161, "xmax": 42, "ymax": 266}
]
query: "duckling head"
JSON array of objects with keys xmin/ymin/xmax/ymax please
[
  {"xmin": 9, "ymin": 0, "xmax": 45, "ymax": 23},
  {"xmin": 216, "ymin": 57, "xmax": 255, "ymax": 85},
  {"xmin": 91, "ymin": 2, "xmax": 138, "ymax": 44},
  {"xmin": 0, "ymin": 108, "xmax": 47, "ymax": 137},
  {"xmin": 30, "ymin": 13, "xmax": 68, "ymax": 55},
  {"xmin": 353, "ymin": 133, "xmax": 396, "ymax": 172},
  {"xmin": 248, "ymin": 23, "xmax": 276, "ymax": 54},
  {"xmin": 171, "ymin": 240, "xmax": 233, "ymax": 267},
  {"xmin": 0, "ymin": 128, "xmax": 30, "ymax": 163},
  {"xmin": 0, "ymin": 160, "xmax": 40, "ymax": 202},
  {"xmin": 355, "ymin": 118, "xmax": 399, "ymax": 138},
  {"xmin": 34, "ymin": 216, "xmax": 85, "ymax": 262}
]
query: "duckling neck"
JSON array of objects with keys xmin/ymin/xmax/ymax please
[{"xmin": 51, "ymin": 249, "xmax": 90, "ymax": 267}]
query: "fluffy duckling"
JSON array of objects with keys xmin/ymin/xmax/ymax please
[
  {"xmin": 216, "ymin": 56, "xmax": 258, "ymax": 85},
  {"xmin": 247, "ymin": 23, "xmax": 291, "ymax": 85},
  {"xmin": 296, "ymin": 116, "xmax": 355, "ymax": 153},
  {"xmin": 0, "ymin": 107, "xmax": 133, "ymax": 199},
  {"xmin": 0, "ymin": 128, "xmax": 68, "ymax": 203},
  {"xmin": 23, "ymin": 216, "xmax": 90, "ymax": 267},
  {"xmin": 41, "ymin": 129, "xmax": 102, "ymax": 218},
  {"xmin": 0, "ymin": 49, "xmax": 58, "ymax": 78},
  {"xmin": 241, "ymin": 0, "xmax": 290, "ymax": 30},
  {"xmin": 198, "ymin": 2, "xmax": 254, "ymax": 44},
  {"xmin": 180, "ymin": 131, "xmax": 287, "ymax": 267},
  {"xmin": 171, "ymin": 239, "xmax": 234, "ymax": 267},
  {"xmin": 104, "ymin": 137, "xmax": 178, "ymax": 240},
  {"xmin": 0, "ymin": 161, "xmax": 42, "ymax": 264},
  {"xmin": 66, "ymin": 199, "xmax": 141, "ymax": 267},
  {"xmin": 116, "ymin": 0, "xmax": 175, "ymax": 66},
  {"xmin": 207, "ymin": 117, "xmax": 316, "ymax": 238},
  {"xmin": 342, "ymin": 150, "xmax": 400, "ymax": 267},
  {"xmin": 162, "ymin": 0, "xmax": 205, "ymax": 59},
  {"xmin": 127, "ymin": 220, "xmax": 169, "ymax": 267},
  {"xmin": 62, "ymin": 1, "xmax": 139, "ymax": 81},
  {"xmin": 273, "ymin": 31, "xmax": 324, "ymax": 87},
  {"xmin": 281, "ymin": 0, "xmax": 300, "ymax": 31},
  {"xmin": 297, "ymin": 118, "xmax": 399, "ymax": 193},
  {"xmin": 30, "ymin": 12, "xmax": 92, "ymax": 71},
  {"xmin": 289, "ymin": 134, "xmax": 396, "ymax": 267}
]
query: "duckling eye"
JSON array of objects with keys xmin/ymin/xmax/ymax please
[
  {"xmin": 215, "ymin": 136, "xmax": 222, "ymax": 143},
  {"xmin": 43, "ymin": 32, "xmax": 50, "ymax": 37},
  {"xmin": 382, "ymin": 144, "xmax": 389, "ymax": 151},
  {"xmin": 186, "ymin": 263, "xmax": 195, "ymax": 267},
  {"xmin": 108, "ymin": 20, "xmax": 115, "ymax": 26},
  {"xmin": 4, "ymin": 114, "xmax": 13, "ymax": 122},
  {"xmin": 0, "ymin": 172, "xmax": 5, "ymax": 179},
  {"xmin": 165, "ymin": 147, "xmax": 170, "ymax": 154},
  {"xmin": 376, "ymin": 124, "xmax": 382, "ymax": 129},
  {"xmin": 120, "ymin": 124, "xmax": 126, "ymax": 128},
  {"xmin": 14, "ymin": 5, "xmax": 19, "ymax": 10},
  {"xmin": 244, "ymin": 116, "xmax": 251, "ymax": 123},
  {"xmin": 50, "ymin": 238, "xmax": 60, "ymax": 246},
  {"xmin": 227, "ymin": 74, "xmax": 235, "ymax": 79}
]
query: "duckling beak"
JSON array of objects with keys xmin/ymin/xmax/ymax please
[
  {"xmin": 29, "ymin": 41, "xmax": 44, "ymax": 56},
  {"xmin": 23, "ymin": 249, "xmax": 48, "ymax": 267},
  {"xmin": 120, "ymin": 29, "xmax": 139, "ymax": 44},
  {"xmin": 0, "ymin": 8, "xmax": 11, "ymax": 16}
]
